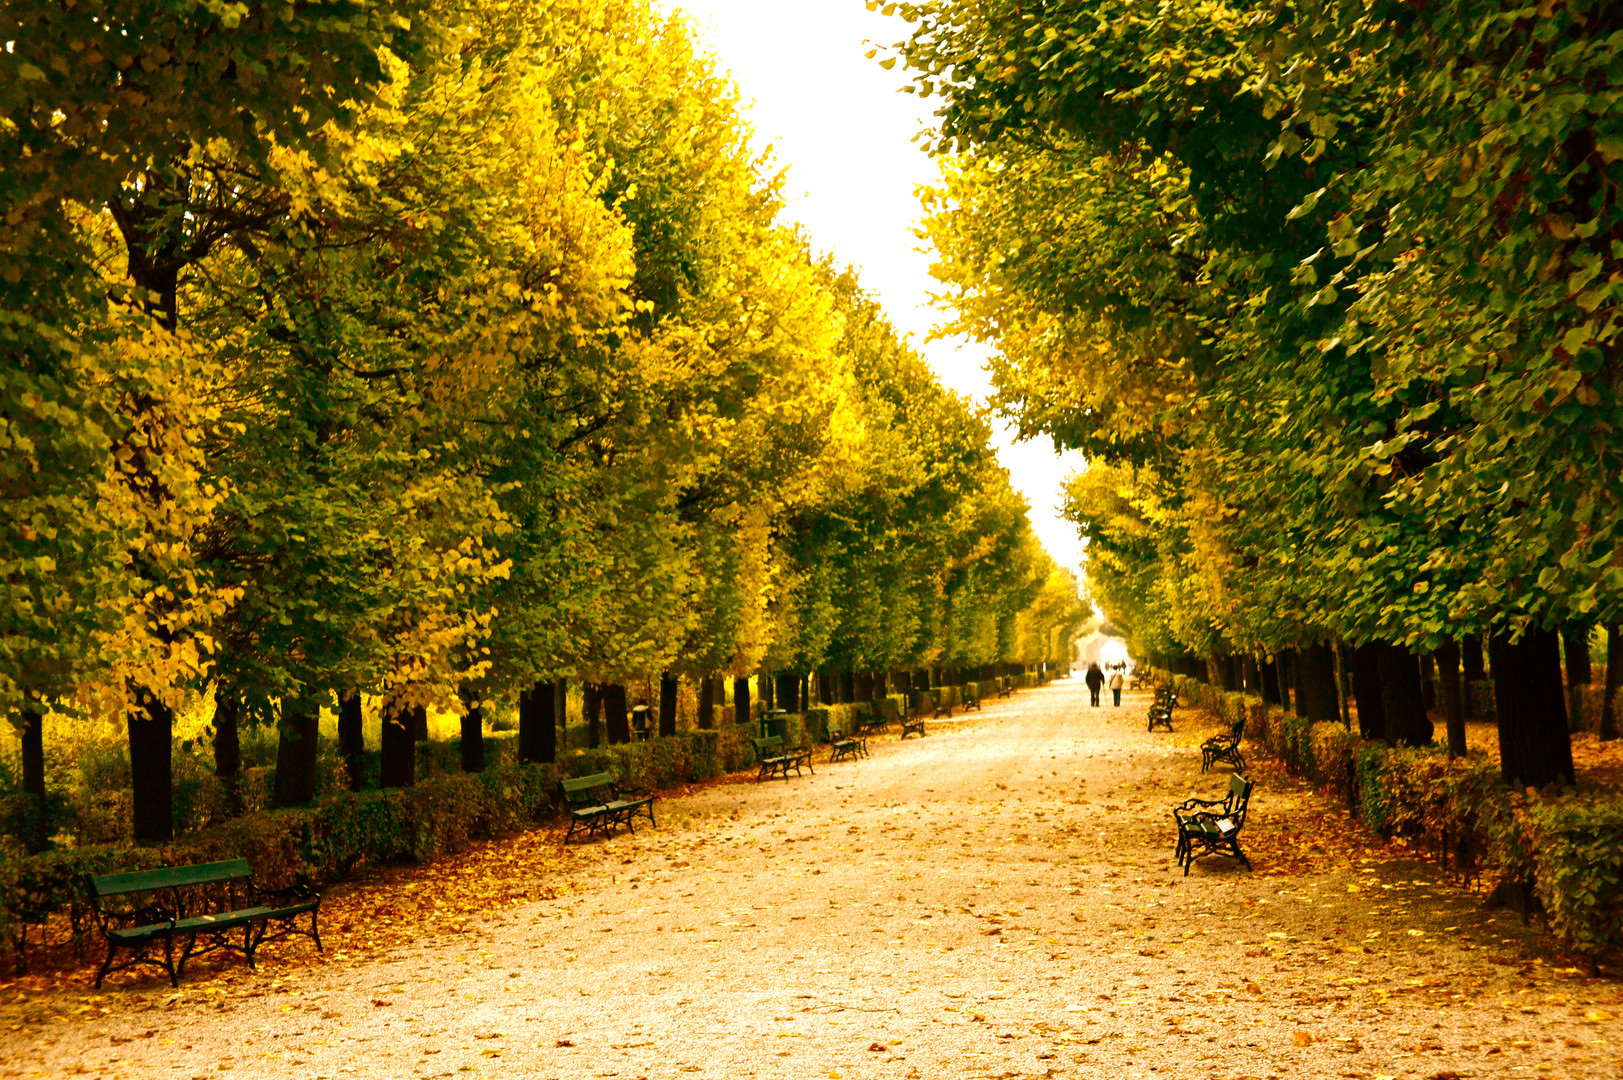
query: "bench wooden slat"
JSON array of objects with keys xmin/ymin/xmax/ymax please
[{"xmin": 88, "ymin": 858, "xmax": 252, "ymax": 897}]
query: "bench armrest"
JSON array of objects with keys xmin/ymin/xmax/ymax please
[{"xmin": 1174, "ymin": 796, "xmax": 1229, "ymax": 812}]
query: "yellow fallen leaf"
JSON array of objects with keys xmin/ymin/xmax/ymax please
[
  {"xmin": 1292, "ymin": 1031, "xmax": 1314, "ymax": 1047},
  {"xmin": 1586, "ymin": 1010, "xmax": 1616, "ymax": 1021}
]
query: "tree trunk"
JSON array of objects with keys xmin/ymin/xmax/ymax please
[
  {"xmin": 584, "ymin": 682, "xmax": 603, "ymax": 747},
  {"xmin": 1490, "ymin": 628, "xmax": 1575, "ymax": 788},
  {"xmin": 1350, "ymin": 643, "xmax": 1386, "ymax": 742},
  {"xmin": 410, "ymin": 702, "xmax": 429, "ymax": 741},
  {"xmin": 17, "ymin": 706, "xmax": 46, "ymax": 853},
  {"xmin": 659, "ymin": 673, "xmax": 679, "ymax": 737},
  {"xmin": 1561, "ymin": 623, "xmax": 1593, "ymax": 685},
  {"xmin": 1599, "ymin": 624, "xmax": 1621, "ymax": 741},
  {"xmin": 1377, "ymin": 641, "xmax": 1433, "ymax": 746},
  {"xmin": 734, "ymin": 676, "xmax": 751, "ymax": 729},
  {"xmin": 838, "ymin": 671, "xmax": 855, "ymax": 704},
  {"xmin": 1258, "ymin": 655, "xmax": 1282, "ymax": 705},
  {"xmin": 604, "ymin": 683, "xmax": 630, "ymax": 744},
  {"xmin": 128, "ymin": 696, "xmax": 174, "ymax": 843},
  {"xmin": 1419, "ymin": 653, "xmax": 1437, "ymax": 713},
  {"xmin": 855, "ymin": 672, "xmax": 875, "ymax": 701},
  {"xmin": 1462, "ymin": 635, "xmax": 1487, "ymax": 680},
  {"xmin": 380, "ymin": 703, "xmax": 416, "ymax": 788},
  {"xmin": 1209, "ymin": 654, "xmax": 1234, "ymax": 691},
  {"xmin": 1295, "ymin": 643, "xmax": 1339, "ymax": 723},
  {"xmin": 272, "ymin": 697, "xmax": 321, "ymax": 808},
  {"xmin": 697, "ymin": 676, "xmax": 716, "ymax": 730},
  {"xmin": 1241, "ymin": 655, "xmax": 1261, "ymax": 696},
  {"xmin": 459, "ymin": 693, "xmax": 485, "ymax": 773},
  {"xmin": 759, "ymin": 672, "xmax": 775, "ymax": 712},
  {"xmin": 338, "ymin": 691, "xmax": 365, "ymax": 792},
  {"xmin": 517, "ymin": 679, "xmax": 557, "ymax": 764},
  {"xmin": 214, "ymin": 689, "xmax": 245, "ymax": 812},
  {"xmin": 776, "ymin": 672, "xmax": 800, "ymax": 712},
  {"xmin": 1434, "ymin": 640, "xmax": 1467, "ymax": 758},
  {"xmin": 817, "ymin": 672, "xmax": 834, "ymax": 706},
  {"xmin": 1333, "ymin": 642, "xmax": 1351, "ymax": 726}
]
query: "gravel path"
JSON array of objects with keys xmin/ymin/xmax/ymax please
[{"xmin": 4, "ymin": 677, "xmax": 1620, "ymax": 1080}]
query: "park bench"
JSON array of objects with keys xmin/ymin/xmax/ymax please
[
  {"xmin": 1147, "ymin": 684, "xmax": 1175, "ymax": 732},
  {"xmin": 1200, "ymin": 715, "xmax": 1247, "ymax": 773},
  {"xmin": 856, "ymin": 700, "xmax": 890, "ymax": 738},
  {"xmin": 932, "ymin": 691, "xmax": 952, "ymax": 720},
  {"xmin": 900, "ymin": 706, "xmax": 926, "ymax": 738},
  {"xmin": 1172, "ymin": 773, "xmax": 1255, "ymax": 876},
  {"xmin": 962, "ymin": 686, "xmax": 982, "ymax": 712},
  {"xmin": 84, "ymin": 858, "xmax": 321, "ymax": 988},
  {"xmin": 996, "ymin": 677, "xmax": 1012, "ymax": 698},
  {"xmin": 753, "ymin": 735, "xmax": 814, "ymax": 781},
  {"xmin": 560, "ymin": 772, "xmax": 656, "ymax": 843},
  {"xmin": 828, "ymin": 718, "xmax": 868, "ymax": 762}
]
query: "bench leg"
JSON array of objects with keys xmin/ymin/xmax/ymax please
[
  {"xmin": 94, "ymin": 939, "xmax": 119, "ymax": 990},
  {"xmin": 163, "ymin": 934, "xmax": 178, "ymax": 988}
]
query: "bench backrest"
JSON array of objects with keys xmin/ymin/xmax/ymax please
[
  {"xmin": 753, "ymin": 735, "xmax": 784, "ymax": 754},
  {"xmin": 1227, "ymin": 774, "xmax": 1255, "ymax": 825},
  {"xmin": 560, "ymin": 772, "xmax": 617, "ymax": 806},
  {"xmin": 87, "ymin": 858, "xmax": 252, "ymax": 899}
]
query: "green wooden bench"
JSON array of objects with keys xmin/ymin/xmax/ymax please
[
  {"xmin": 560, "ymin": 772, "xmax": 656, "ymax": 843},
  {"xmin": 962, "ymin": 686, "xmax": 982, "ymax": 712},
  {"xmin": 753, "ymin": 735, "xmax": 814, "ymax": 781},
  {"xmin": 1172, "ymin": 774, "xmax": 1255, "ymax": 876},
  {"xmin": 900, "ymin": 696, "xmax": 927, "ymax": 738},
  {"xmin": 1147, "ymin": 684, "xmax": 1175, "ymax": 732},
  {"xmin": 84, "ymin": 858, "xmax": 321, "ymax": 988},
  {"xmin": 931, "ymin": 690, "xmax": 952, "ymax": 720},
  {"xmin": 828, "ymin": 718, "xmax": 868, "ymax": 762},
  {"xmin": 995, "ymin": 677, "xmax": 1012, "ymax": 698},
  {"xmin": 1200, "ymin": 715, "xmax": 1247, "ymax": 773}
]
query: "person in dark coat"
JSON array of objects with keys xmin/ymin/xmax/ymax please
[{"xmin": 1085, "ymin": 662, "xmax": 1105, "ymax": 706}]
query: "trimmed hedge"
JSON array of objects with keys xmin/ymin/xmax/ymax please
[{"xmin": 1163, "ymin": 670, "xmax": 1623, "ymax": 964}]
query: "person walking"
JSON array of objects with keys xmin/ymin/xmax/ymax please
[
  {"xmin": 1085, "ymin": 662, "xmax": 1104, "ymax": 707},
  {"xmin": 1109, "ymin": 666, "xmax": 1124, "ymax": 707}
]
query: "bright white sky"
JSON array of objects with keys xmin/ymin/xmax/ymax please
[{"xmin": 663, "ymin": 0, "xmax": 1088, "ymax": 575}]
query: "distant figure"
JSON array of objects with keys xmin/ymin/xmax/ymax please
[
  {"xmin": 1085, "ymin": 662, "xmax": 1104, "ymax": 707},
  {"xmin": 1109, "ymin": 667, "xmax": 1124, "ymax": 707}
]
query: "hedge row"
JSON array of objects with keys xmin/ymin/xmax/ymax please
[
  {"xmin": 1164, "ymin": 673, "xmax": 1623, "ymax": 963},
  {"xmin": 0, "ymin": 683, "xmax": 1021, "ymax": 960}
]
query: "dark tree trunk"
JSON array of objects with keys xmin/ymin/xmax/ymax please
[
  {"xmin": 517, "ymin": 679, "xmax": 557, "ymax": 763},
  {"xmin": 17, "ymin": 706, "xmax": 46, "ymax": 853},
  {"xmin": 659, "ymin": 673, "xmax": 679, "ymax": 737},
  {"xmin": 1241, "ymin": 655, "xmax": 1261, "ymax": 696},
  {"xmin": 1209, "ymin": 654, "xmax": 1234, "ymax": 691},
  {"xmin": 838, "ymin": 671, "xmax": 855, "ymax": 704},
  {"xmin": 272, "ymin": 698, "xmax": 321, "ymax": 808},
  {"xmin": 733, "ymin": 676, "xmax": 751, "ymax": 729},
  {"xmin": 1562, "ymin": 623, "xmax": 1593, "ymax": 685},
  {"xmin": 775, "ymin": 672, "xmax": 799, "ymax": 712},
  {"xmin": 1600, "ymin": 624, "xmax": 1621, "ymax": 741},
  {"xmin": 801, "ymin": 674, "xmax": 811, "ymax": 710},
  {"xmin": 855, "ymin": 672, "xmax": 875, "ymax": 701},
  {"xmin": 758, "ymin": 672, "xmax": 775, "ymax": 711},
  {"xmin": 1295, "ymin": 643, "xmax": 1339, "ymax": 723},
  {"xmin": 817, "ymin": 672, "xmax": 834, "ymax": 706},
  {"xmin": 1258, "ymin": 655, "xmax": 1282, "ymax": 705},
  {"xmin": 1434, "ymin": 640, "xmax": 1467, "ymax": 758},
  {"xmin": 697, "ymin": 676, "xmax": 716, "ymax": 730},
  {"xmin": 459, "ymin": 693, "xmax": 485, "ymax": 773},
  {"xmin": 1377, "ymin": 641, "xmax": 1433, "ymax": 746},
  {"xmin": 214, "ymin": 690, "xmax": 245, "ymax": 812},
  {"xmin": 1419, "ymin": 653, "xmax": 1437, "ymax": 712},
  {"xmin": 604, "ymin": 683, "xmax": 630, "ymax": 744},
  {"xmin": 1350, "ymin": 644, "xmax": 1386, "ymax": 742},
  {"xmin": 410, "ymin": 702, "xmax": 429, "ymax": 741},
  {"xmin": 338, "ymin": 691, "xmax": 365, "ymax": 792},
  {"xmin": 584, "ymin": 682, "xmax": 603, "ymax": 747},
  {"xmin": 1490, "ymin": 628, "xmax": 1576, "ymax": 788},
  {"xmin": 1462, "ymin": 635, "xmax": 1487, "ymax": 680},
  {"xmin": 380, "ymin": 703, "xmax": 416, "ymax": 788},
  {"xmin": 128, "ymin": 696, "xmax": 174, "ymax": 843}
]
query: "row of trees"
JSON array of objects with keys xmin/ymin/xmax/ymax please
[
  {"xmin": 885, "ymin": 0, "xmax": 1622, "ymax": 785},
  {"xmin": 1, "ymin": 0, "xmax": 1084, "ymax": 848}
]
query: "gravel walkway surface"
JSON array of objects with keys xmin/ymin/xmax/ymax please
[{"xmin": 3, "ymin": 677, "xmax": 1620, "ymax": 1080}]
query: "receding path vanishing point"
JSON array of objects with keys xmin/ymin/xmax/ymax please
[{"xmin": 4, "ymin": 677, "xmax": 1620, "ymax": 1080}]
